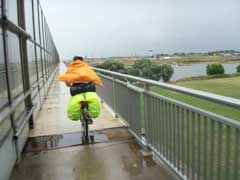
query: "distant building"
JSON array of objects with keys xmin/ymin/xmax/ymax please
[
  {"xmin": 217, "ymin": 52, "xmax": 240, "ymax": 57},
  {"xmin": 233, "ymin": 53, "xmax": 240, "ymax": 56}
]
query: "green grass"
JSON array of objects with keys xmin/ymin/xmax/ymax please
[
  {"xmin": 175, "ymin": 76, "xmax": 240, "ymax": 99},
  {"xmin": 175, "ymin": 73, "xmax": 240, "ymax": 83},
  {"xmin": 150, "ymin": 76, "xmax": 240, "ymax": 121}
]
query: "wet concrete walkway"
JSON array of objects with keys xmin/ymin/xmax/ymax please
[
  {"xmin": 10, "ymin": 63, "xmax": 179, "ymax": 180},
  {"xmin": 10, "ymin": 129, "xmax": 178, "ymax": 180}
]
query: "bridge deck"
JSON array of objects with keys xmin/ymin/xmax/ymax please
[
  {"xmin": 10, "ymin": 138, "xmax": 178, "ymax": 180},
  {"xmin": 9, "ymin": 63, "xmax": 179, "ymax": 180}
]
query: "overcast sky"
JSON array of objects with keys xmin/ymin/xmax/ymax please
[{"xmin": 40, "ymin": 0, "xmax": 240, "ymax": 59}]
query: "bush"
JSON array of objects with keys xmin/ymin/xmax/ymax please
[
  {"xmin": 128, "ymin": 59, "xmax": 174, "ymax": 82},
  {"xmin": 94, "ymin": 60, "xmax": 126, "ymax": 73},
  {"xmin": 206, "ymin": 64, "xmax": 225, "ymax": 75},
  {"xmin": 237, "ymin": 65, "xmax": 240, "ymax": 73},
  {"xmin": 160, "ymin": 64, "xmax": 174, "ymax": 82},
  {"xmin": 96, "ymin": 59, "xmax": 174, "ymax": 82},
  {"xmin": 150, "ymin": 65, "xmax": 162, "ymax": 81},
  {"xmin": 128, "ymin": 59, "xmax": 155, "ymax": 79}
]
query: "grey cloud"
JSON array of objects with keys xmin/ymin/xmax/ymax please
[{"xmin": 40, "ymin": 0, "xmax": 240, "ymax": 59}]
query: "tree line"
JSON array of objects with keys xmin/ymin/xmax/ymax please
[{"xmin": 94, "ymin": 59, "xmax": 174, "ymax": 82}]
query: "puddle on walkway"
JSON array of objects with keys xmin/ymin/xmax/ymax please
[
  {"xmin": 11, "ymin": 139, "xmax": 179, "ymax": 180},
  {"xmin": 25, "ymin": 127, "xmax": 133, "ymax": 152}
]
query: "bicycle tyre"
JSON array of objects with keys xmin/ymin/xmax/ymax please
[{"xmin": 82, "ymin": 107, "xmax": 89, "ymax": 142}]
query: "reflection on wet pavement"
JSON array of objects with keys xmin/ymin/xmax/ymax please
[
  {"xmin": 25, "ymin": 127, "xmax": 133, "ymax": 152},
  {"xmin": 10, "ymin": 139, "xmax": 179, "ymax": 180}
]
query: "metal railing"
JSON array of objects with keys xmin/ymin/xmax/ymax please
[{"xmin": 94, "ymin": 67, "xmax": 240, "ymax": 180}]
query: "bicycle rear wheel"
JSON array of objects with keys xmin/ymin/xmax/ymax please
[{"xmin": 81, "ymin": 107, "xmax": 89, "ymax": 142}]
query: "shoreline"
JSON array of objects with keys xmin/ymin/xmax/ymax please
[
  {"xmin": 88, "ymin": 57, "xmax": 240, "ymax": 66},
  {"xmin": 158, "ymin": 58, "xmax": 240, "ymax": 65},
  {"xmin": 172, "ymin": 73, "xmax": 240, "ymax": 83}
]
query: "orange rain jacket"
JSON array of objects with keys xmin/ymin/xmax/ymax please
[{"xmin": 55, "ymin": 60, "xmax": 103, "ymax": 86}]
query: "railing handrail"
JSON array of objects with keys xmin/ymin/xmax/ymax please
[{"xmin": 93, "ymin": 67, "xmax": 240, "ymax": 109}]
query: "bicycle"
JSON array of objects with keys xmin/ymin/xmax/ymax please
[{"xmin": 80, "ymin": 101, "xmax": 94, "ymax": 143}]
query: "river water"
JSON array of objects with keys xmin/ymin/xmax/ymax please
[{"xmin": 171, "ymin": 61, "xmax": 240, "ymax": 81}]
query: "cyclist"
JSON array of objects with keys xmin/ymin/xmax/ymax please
[
  {"xmin": 65, "ymin": 56, "xmax": 98, "ymax": 124},
  {"xmin": 56, "ymin": 55, "xmax": 102, "ymax": 123}
]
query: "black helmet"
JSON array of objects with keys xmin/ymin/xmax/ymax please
[{"xmin": 73, "ymin": 56, "xmax": 83, "ymax": 61}]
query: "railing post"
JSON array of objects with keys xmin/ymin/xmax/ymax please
[
  {"xmin": 112, "ymin": 75, "xmax": 118, "ymax": 118},
  {"xmin": 19, "ymin": 0, "xmax": 34, "ymax": 129},
  {"xmin": 143, "ymin": 83, "xmax": 150, "ymax": 149},
  {"xmin": 126, "ymin": 80, "xmax": 131, "ymax": 127}
]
